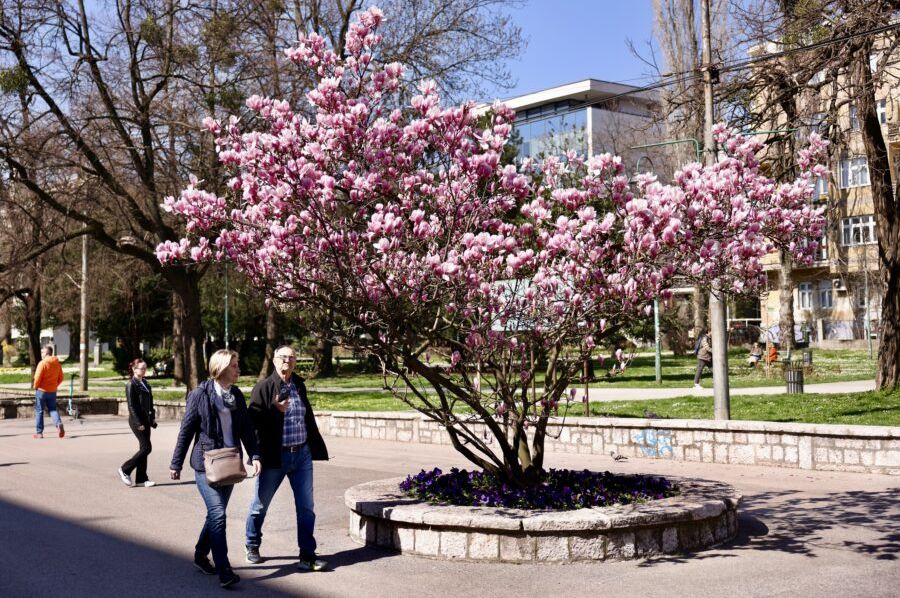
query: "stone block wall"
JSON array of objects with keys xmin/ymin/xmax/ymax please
[{"xmin": 318, "ymin": 412, "xmax": 900, "ymax": 476}]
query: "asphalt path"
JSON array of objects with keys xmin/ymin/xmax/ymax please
[{"xmin": 0, "ymin": 415, "xmax": 897, "ymax": 597}]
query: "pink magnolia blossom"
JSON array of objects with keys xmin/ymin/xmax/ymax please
[{"xmin": 156, "ymin": 7, "xmax": 825, "ymax": 480}]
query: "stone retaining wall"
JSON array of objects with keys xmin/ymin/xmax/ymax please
[
  {"xmin": 0, "ymin": 396, "xmax": 119, "ymax": 419},
  {"xmin": 319, "ymin": 411, "xmax": 900, "ymax": 476},
  {"xmin": 346, "ymin": 477, "xmax": 741, "ymax": 562},
  {"xmin": 4, "ymin": 399, "xmax": 896, "ymax": 475}
]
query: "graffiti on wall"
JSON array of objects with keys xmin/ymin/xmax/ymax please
[{"xmin": 632, "ymin": 428, "xmax": 674, "ymax": 458}]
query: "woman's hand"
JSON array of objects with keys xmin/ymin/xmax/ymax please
[
  {"xmin": 138, "ymin": 425, "xmax": 145, "ymax": 431},
  {"xmin": 250, "ymin": 460, "xmax": 261, "ymax": 477},
  {"xmin": 170, "ymin": 469, "xmax": 180, "ymax": 480}
]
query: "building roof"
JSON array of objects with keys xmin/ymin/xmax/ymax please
[{"xmin": 487, "ymin": 79, "xmax": 658, "ymax": 112}]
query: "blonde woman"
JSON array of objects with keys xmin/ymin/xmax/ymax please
[{"xmin": 169, "ymin": 350, "xmax": 261, "ymax": 588}]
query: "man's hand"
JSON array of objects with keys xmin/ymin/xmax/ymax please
[
  {"xmin": 274, "ymin": 396, "xmax": 289, "ymax": 413},
  {"xmin": 170, "ymin": 469, "xmax": 180, "ymax": 480},
  {"xmin": 250, "ymin": 460, "xmax": 261, "ymax": 477},
  {"xmin": 138, "ymin": 425, "xmax": 145, "ymax": 431}
]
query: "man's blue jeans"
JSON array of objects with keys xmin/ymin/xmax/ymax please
[
  {"xmin": 34, "ymin": 390, "xmax": 62, "ymax": 434},
  {"xmin": 246, "ymin": 445, "xmax": 316, "ymax": 556},
  {"xmin": 194, "ymin": 471, "xmax": 235, "ymax": 574}
]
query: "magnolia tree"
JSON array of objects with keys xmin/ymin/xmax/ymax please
[{"xmin": 158, "ymin": 8, "xmax": 826, "ymax": 487}]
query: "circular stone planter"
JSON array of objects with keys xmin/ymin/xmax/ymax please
[{"xmin": 345, "ymin": 476, "xmax": 741, "ymax": 562}]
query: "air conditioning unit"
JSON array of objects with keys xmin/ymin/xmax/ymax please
[{"xmin": 832, "ymin": 278, "xmax": 847, "ymax": 292}]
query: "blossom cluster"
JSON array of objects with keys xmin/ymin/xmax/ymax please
[{"xmin": 156, "ymin": 6, "xmax": 826, "ymax": 411}]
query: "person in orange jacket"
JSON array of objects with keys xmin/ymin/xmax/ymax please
[{"xmin": 33, "ymin": 345, "xmax": 65, "ymax": 439}]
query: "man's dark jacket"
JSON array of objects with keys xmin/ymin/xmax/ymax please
[
  {"xmin": 249, "ymin": 371, "xmax": 329, "ymax": 468},
  {"xmin": 169, "ymin": 379, "xmax": 259, "ymax": 473}
]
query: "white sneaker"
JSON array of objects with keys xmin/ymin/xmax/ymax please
[
  {"xmin": 143, "ymin": 481, "xmax": 156, "ymax": 488},
  {"xmin": 117, "ymin": 467, "xmax": 134, "ymax": 487},
  {"xmin": 693, "ymin": 384, "xmax": 703, "ymax": 390}
]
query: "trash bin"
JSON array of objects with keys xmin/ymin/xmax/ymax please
[
  {"xmin": 802, "ymin": 350, "xmax": 813, "ymax": 365},
  {"xmin": 785, "ymin": 366, "xmax": 804, "ymax": 394}
]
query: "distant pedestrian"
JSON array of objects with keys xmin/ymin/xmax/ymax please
[
  {"xmin": 118, "ymin": 359, "xmax": 157, "ymax": 488},
  {"xmin": 693, "ymin": 331, "xmax": 712, "ymax": 390},
  {"xmin": 169, "ymin": 350, "xmax": 261, "ymax": 589},
  {"xmin": 747, "ymin": 343, "xmax": 762, "ymax": 367},
  {"xmin": 33, "ymin": 345, "xmax": 64, "ymax": 439},
  {"xmin": 244, "ymin": 345, "xmax": 329, "ymax": 571}
]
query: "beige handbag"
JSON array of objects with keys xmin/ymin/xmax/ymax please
[{"xmin": 203, "ymin": 447, "xmax": 247, "ymax": 486}]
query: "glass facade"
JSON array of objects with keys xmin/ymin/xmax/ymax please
[{"xmin": 513, "ymin": 101, "xmax": 588, "ymax": 159}]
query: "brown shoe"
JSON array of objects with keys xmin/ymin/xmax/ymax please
[
  {"xmin": 32, "ymin": 433, "xmax": 43, "ymax": 439},
  {"xmin": 58, "ymin": 425, "xmax": 65, "ymax": 439}
]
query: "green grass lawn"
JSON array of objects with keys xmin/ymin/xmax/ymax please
[
  {"xmin": 588, "ymin": 348, "xmax": 875, "ymax": 389},
  {"xmin": 76, "ymin": 383, "xmax": 899, "ymax": 426},
  {"xmin": 0, "ymin": 364, "xmax": 121, "ymax": 384}
]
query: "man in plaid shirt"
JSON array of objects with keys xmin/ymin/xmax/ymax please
[{"xmin": 245, "ymin": 345, "xmax": 329, "ymax": 571}]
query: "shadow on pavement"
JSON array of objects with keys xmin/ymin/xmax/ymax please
[
  {"xmin": 638, "ymin": 488, "xmax": 900, "ymax": 567},
  {"xmin": 0, "ymin": 462, "xmax": 28, "ymax": 467},
  {"xmin": 0, "ymin": 498, "xmax": 301, "ymax": 597}
]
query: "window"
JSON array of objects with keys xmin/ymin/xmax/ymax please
[
  {"xmin": 798, "ymin": 282, "xmax": 813, "ymax": 309},
  {"xmin": 811, "ymin": 175, "xmax": 828, "ymax": 202},
  {"xmin": 877, "ymin": 99, "xmax": 887, "ymax": 125},
  {"xmin": 857, "ymin": 291, "xmax": 867, "ymax": 309},
  {"xmin": 840, "ymin": 155, "xmax": 869, "ymax": 188},
  {"xmin": 842, "ymin": 215, "xmax": 877, "ymax": 246},
  {"xmin": 818, "ymin": 281, "xmax": 833, "ymax": 309},
  {"xmin": 814, "ymin": 230, "xmax": 829, "ymax": 261},
  {"xmin": 849, "ymin": 105, "xmax": 860, "ymax": 130},
  {"xmin": 808, "ymin": 111, "xmax": 827, "ymax": 136}
]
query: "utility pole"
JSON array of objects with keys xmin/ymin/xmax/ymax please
[
  {"xmin": 79, "ymin": 228, "xmax": 89, "ymax": 391},
  {"xmin": 701, "ymin": 0, "xmax": 730, "ymax": 420}
]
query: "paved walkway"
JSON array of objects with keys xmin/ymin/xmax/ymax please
[{"xmin": 1, "ymin": 415, "xmax": 897, "ymax": 597}]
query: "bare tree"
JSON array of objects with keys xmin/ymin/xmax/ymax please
[{"xmin": 726, "ymin": 0, "xmax": 899, "ymax": 388}]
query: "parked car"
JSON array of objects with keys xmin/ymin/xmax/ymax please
[{"xmin": 153, "ymin": 357, "xmax": 174, "ymax": 377}]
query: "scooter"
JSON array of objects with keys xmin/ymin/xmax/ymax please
[{"xmin": 66, "ymin": 373, "xmax": 80, "ymax": 420}]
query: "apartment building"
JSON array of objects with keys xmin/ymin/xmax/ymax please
[{"xmin": 757, "ymin": 64, "xmax": 890, "ymax": 345}]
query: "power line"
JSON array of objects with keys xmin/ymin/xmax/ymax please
[{"xmin": 509, "ymin": 19, "xmax": 900, "ymax": 128}]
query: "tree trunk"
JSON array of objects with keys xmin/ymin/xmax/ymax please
[
  {"xmin": 166, "ymin": 269, "xmax": 207, "ymax": 389},
  {"xmin": 692, "ymin": 287, "xmax": 707, "ymax": 338},
  {"xmin": 258, "ymin": 305, "xmax": 278, "ymax": 381},
  {"xmin": 172, "ymin": 291, "xmax": 185, "ymax": 387},
  {"xmin": 22, "ymin": 277, "xmax": 41, "ymax": 374},
  {"xmin": 779, "ymin": 250, "xmax": 795, "ymax": 354},
  {"xmin": 0, "ymin": 303, "xmax": 11, "ymax": 367},
  {"xmin": 853, "ymin": 48, "xmax": 899, "ymax": 389},
  {"xmin": 311, "ymin": 309, "xmax": 336, "ymax": 378}
]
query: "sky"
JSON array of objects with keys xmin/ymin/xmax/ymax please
[{"xmin": 481, "ymin": 0, "xmax": 659, "ymax": 103}]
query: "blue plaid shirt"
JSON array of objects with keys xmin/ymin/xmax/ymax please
[{"xmin": 281, "ymin": 381, "xmax": 307, "ymax": 448}]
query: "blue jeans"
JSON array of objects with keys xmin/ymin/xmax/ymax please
[
  {"xmin": 34, "ymin": 390, "xmax": 62, "ymax": 434},
  {"xmin": 194, "ymin": 471, "xmax": 234, "ymax": 574},
  {"xmin": 246, "ymin": 445, "xmax": 316, "ymax": 555}
]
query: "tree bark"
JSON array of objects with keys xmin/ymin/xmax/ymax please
[
  {"xmin": 853, "ymin": 47, "xmax": 899, "ymax": 389},
  {"xmin": 171, "ymin": 291, "xmax": 185, "ymax": 387},
  {"xmin": 311, "ymin": 308, "xmax": 336, "ymax": 378},
  {"xmin": 692, "ymin": 287, "xmax": 707, "ymax": 338},
  {"xmin": 779, "ymin": 250, "xmax": 795, "ymax": 353},
  {"xmin": 166, "ymin": 268, "xmax": 207, "ymax": 389},
  {"xmin": 21, "ymin": 275, "xmax": 41, "ymax": 374},
  {"xmin": 258, "ymin": 305, "xmax": 278, "ymax": 381}
]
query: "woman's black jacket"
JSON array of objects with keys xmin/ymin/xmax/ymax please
[
  {"xmin": 169, "ymin": 379, "xmax": 260, "ymax": 473},
  {"xmin": 125, "ymin": 378, "xmax": 155, "ymax": 428}
]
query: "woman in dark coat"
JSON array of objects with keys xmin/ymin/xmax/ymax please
[
  {"xmin": 118, "ymin": 359, "xmax": 156, "ymax": 487},
  {"xmin": 169, "ymin": 350, "xmax": 260, "ymax": 589}
]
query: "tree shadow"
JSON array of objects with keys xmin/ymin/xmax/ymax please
[
  {"xmin": 0, "ymin": 461, "xmax": 28, "ymax": 467},
  {"xmin": 638, "ymin": 488, "xmax": 900, "ymax": 567},
  {"xmin": 0, "ymin": 498, "xmax": 299, "ymax": 597}
]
